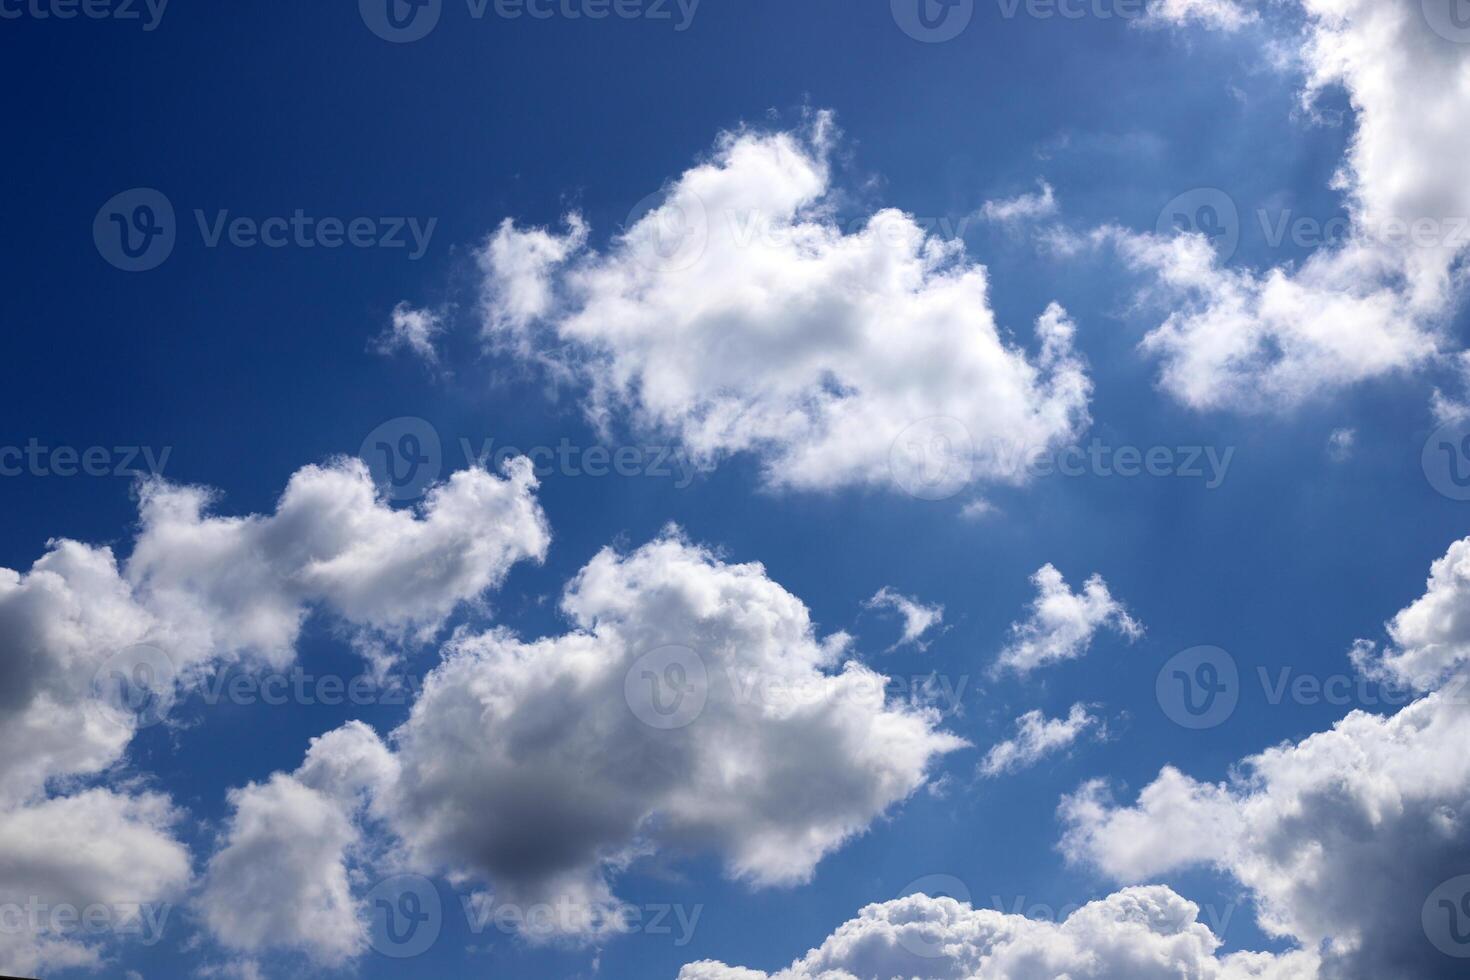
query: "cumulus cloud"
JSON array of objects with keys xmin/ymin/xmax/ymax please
[
  {"xmin": 0, "ymin": 457, "xmax": 546, "ymax": 970},
  {"xmin": 1115, "ymin": 229, "xmax": 1439, "ymax": 411},
  {"xmin": 1062, "ymin": 537, "xmax": 1470, "ymax": 977},
  {"xmin": 678, "ymin": 886, "xmax": 1318, "ymax": 979},
  {"xmin": 200, "ymin": 722, "xmax": 398, "ymax": 967},
  {"xmin": 0, "ymin": 455, "xmax": 546, "ymax": 801},
  {"xmin": 1352, "ymin": 536, "xmax": 1470, "ymax": 692},
  {"xmin": 196, "ymin": 531, "xmax": 964, "ymax": 949},
  {"xmin": 471, "ymin": 112, "xmax": 1091, "ymax": 495},
  {"xmin": 1116, "ymin": 0, "xmax": 1470, "ymax": 411},
  {"xmin": 995, "ymin": 565, "xmax": 1142, "ymax": 675},
  {"xmin": 0, "ymin": 789, "xmax": 190, "ymax": 977},
  {"xmin": 980, "ymin": 181, "xmax": 1058, "ymax": 224},
  {"xmin": 863, "ymin": 587, "xmax": 945, "ymax": 651},
  {"xmin": 381, "ymin": 530, "xmax": 965, "ymax": 935},
  {"xmin": 980, "ymin": 703, "xmax": 1099, "ymax": 777},
  {"xmin": 129, "ymin": 456, "xmax": 550, "ymax": 668}
]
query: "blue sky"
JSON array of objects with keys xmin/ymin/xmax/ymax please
[{"xmin": 6, "ymin": 1, "xmax": 1470, "ymax": 978}]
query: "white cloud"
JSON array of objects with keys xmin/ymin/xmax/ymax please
[
  {"xmin": 0, "ymin": 456, "xmax": 546, "ymax": 802},
  {"xmin": 194, "ymin": 531, "xmax": 965, "ymax": 947},
  {"xmin": 200, "ymin": 722, "xmax": 398, "ymax": 967},
  {"xmin": 679, "ymin": 886, "xmax": 1318, "ymax": 979},
  {"xmin": 980, "ymin": 703, "xmax": 1099, "ymax": 777},
  {"xmin": 0, "ymin": 457, "xmax": 546, "ymax": 971},
  {"xmin": 380, "ymin": 530, "xmax": 965, "ymax": 935},
  {"xmin": 472, "ymin": 112, "xmax": 1091, "ymax": 495},
  {"xmin": 1119, "ymin": 0, "xmax": 1470, "ymax": 412},
  {"xmin": 996, "ymin": 565, "xmax": 1143, "ymax": 675},
  {"xmin": 1062, "ymin": 537, "xmax": 1470, "ymax": 977},
  {"xmin": 1140, "ymin": 0, "xmax": 1259, "ymax": 31},
  {"xmin": 1115, "ymin": 229, "xmax": 1439, "ymax": 412},
  {"xmin": 864, "ymin": 586, "xmax": 945, "ymax": 651},
  {"xmin": 129, "ymin": 456, "xmax": 550, "ymax": 669},
  {"xmin": 373, "ymin": 302, "xmax": 445, "ymax": 365},
  {"xmin": 0, "ymin": 789, "xmax": 190, "ymax": 976},
  {"xmin": 1352, "ymin": 536, "xmax": 1470, "ymax": 692},
  {"xmin": 961, "ymin": 498, "xmax": 998, "ymax": 520},
  {"xmin": 1327, "ymin": 427, "xmax": 1356, "ymax": 462},
  {"xmin": 981, "ymin": 181, "xmax": 1058, "ymax": 224},
  {"xmin": 0, "ymin": 539, "xmax": 159, "ymax": 801}
]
